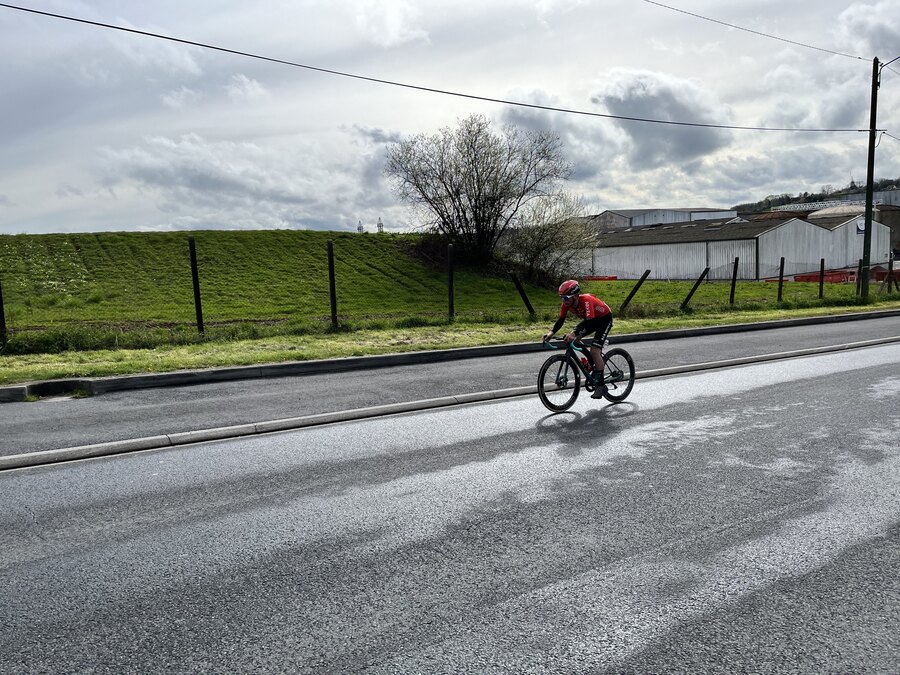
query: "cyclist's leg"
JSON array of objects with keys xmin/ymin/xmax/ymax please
[
  {"xmin": 581, "ymin": 315, "xmax": 612, "ymax": 378},
  {"xmin": 590, "ymin": 315, "xmax": 612, "ymax": 375}
]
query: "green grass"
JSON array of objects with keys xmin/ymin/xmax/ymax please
[
  {"xmin": 0, "ymin": 230, "xmax": 563, "ymax": 349},
  {"xmin": 2, "ymin": 301, "xmax": 899, "ymax": 386},
  {"xmin": 1, "ymin": 229, "xmax": 899, "ymax": 381},
  {"xmin": 579, "ymin": 277, "xmax": 868, "ymax": 316}
]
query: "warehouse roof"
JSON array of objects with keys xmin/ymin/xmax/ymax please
[
  {"xmin": 594, "ymin": 217, "xmax": 795, "ymax": 247},
  {"xmin": 807, "ymin": 215, "xmax": 859, "ymax": 231},
  {"xmin": 594, "ymin": 214, "xmax": 880, "ymax": 247},
  {"xmin": 602, "ymin": 207, "xmax": 731, "ymax": 216},
  {"xmin": 809, "ymin": 203, "xmax": 900, "ymax": 217},
  {"xmin": 743, "ymin": 211, "xmax": 809, "ymax": 221}
]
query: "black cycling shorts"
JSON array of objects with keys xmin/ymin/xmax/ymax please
[{"xmin": 575, "ymin": 314, "xmax": 613, "ymax": 347}]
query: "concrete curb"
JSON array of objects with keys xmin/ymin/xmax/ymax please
[
  {"xmin": 0, "ymin": 386, "xmax": 535, "ymax": 471},
  {"xmin": 3, "ymin": 333, "xmax": 899, "ymax": 472},
  {"xmin": 2, "ymin": 308, "xmax": 900, "ymax": 404}
]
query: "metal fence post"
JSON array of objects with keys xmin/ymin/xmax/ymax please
[
  {"xmin": 327, "ymin": 240, "xmax": 338, "ymax": 330},
  {"xmin": 509, "ymin": 273, "xmax": 535, "ymax": 317},
  {"xmin": 729, "ymin": 257, "xmax": 739, "ymax": 305},
  {"xmin": 447, "ymin": 244, "xmax": 455, "ymax": 322},
  {"xmin": 0, "ymin": 272, "xmax": 7, "ymax": 347},
  {"xmin": 188, "ymin": 236, "xmax": 204, "ymax": 334},
  {"xmin": 819, "ymin": 258, "xmax": 825, "ymax": 299},
  {"xmin": 777, "ymin": 257, "xmax": 785, "ymax": 303},
  {"xmin": 891, "ymin": 256, "xmax": 899, "ymax": 293},
  {"xmin": 856, "ymin": 258, "xmax": 864, "ymax": 296},
  {"xmin": 883, "ymin": 256, "xmax": 896, "ymax": 294},
  {"xmin": 680, "ymin": 267, "xmax": 709, "ymax": 310},
  {"xmin": 619, "ymin": 269, "xmax": 651, "ymax": 313}
]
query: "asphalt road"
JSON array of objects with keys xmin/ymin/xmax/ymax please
[
  {"xmin": 1, "ymin": 344, "xmax": 899, "ymax": 673},
  {"xmin": 1, "ymin": 315, "xmax": 899, "ymax": 457}
]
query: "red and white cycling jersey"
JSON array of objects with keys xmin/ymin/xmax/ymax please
[{"xmin": 558, "ymin": 293, "xmax": 611, "ymax": 320}]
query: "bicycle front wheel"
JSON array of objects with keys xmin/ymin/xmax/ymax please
[
  {"xmin": 537, "ymin": 354, "xmax": 581, "ymax": 412},
  {"xmin": 602, "ymin": 348, "xmax": 635, "ymax": 402}
]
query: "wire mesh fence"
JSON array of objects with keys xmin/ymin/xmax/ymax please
[
  {"xmin": 0, "ymin": 230, "xmax": 896, "ymax": 355},
  {"xmin": 0, "ymin": 231, "xmax": 555, "ymax": 354}
]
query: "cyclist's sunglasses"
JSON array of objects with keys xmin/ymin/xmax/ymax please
[{"xmin": 560, "ymin": 293, "xmax": 578, "ymax": 302}]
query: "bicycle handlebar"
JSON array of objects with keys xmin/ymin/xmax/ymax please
[{"xmin": 542, "ymin": 337, "xmax": 589, "ymax": 351}]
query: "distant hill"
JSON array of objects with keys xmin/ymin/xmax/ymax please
[{"xmin": 732, "ymin": 177, "xmax": 900, "ymax": 212}]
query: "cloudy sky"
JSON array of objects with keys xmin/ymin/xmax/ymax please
[{"xmin": 1, "ymin": 0, "xmax": 899, "ymax": 234}]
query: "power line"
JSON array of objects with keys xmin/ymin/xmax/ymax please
[
  {"xmin": 881, "ymin": 57, "xmax": 900, "ymax": 80},
  {"xmin": 0, "ymin": 2, "xmax": 871, "ymax": 133},
  {"xmin": 884, "ymin": 132, "xmax": 900, "ymax": 144},
  {"xmin": 642, "ymin": 0, "xmax": 867, "ymax": 61}
]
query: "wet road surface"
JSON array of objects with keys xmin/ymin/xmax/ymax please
[
  {"xmin": 2, "ymin": 315, "xmax": 899, "ymax": 456},
  {"xmin": 2, "ymin": 344, "xmax": 899, "ymax": 673}
]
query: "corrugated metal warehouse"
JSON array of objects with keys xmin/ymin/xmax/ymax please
[
  {"xmin": 589, "ymin": 210, "xmax": 892, "ymax": 280},
  {"xmin": 593, "ymin": 207, "xmax": 737, "ymax": 229}
]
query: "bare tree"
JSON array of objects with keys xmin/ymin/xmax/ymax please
[
  {"xmin": 385, "ymin": 114, "xmax": 570, "ymax": 263},
  {"xmin": 499, "ymin": 192, "xmax": 597, "ymax": 283}
]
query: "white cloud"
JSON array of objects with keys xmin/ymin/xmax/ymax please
[
  {"xmin": 106, "ymin": 20, "xmax": 203, "ymax": 78},
  {"xmin": 532, "ymin": 0, "xmax": 590, "ymax": 22},
  {"xmin": 648, "ymin": 37, "xmax": 724, "ymax": 58},
  {"xmin": 355, "ymin": 0, "xmax": 428, "ymax": 48},
  {"xmin": 833, "ymin": 0, "xmax": 900, "ymax": 58},
  {"xmin": 100, "ymin": 133, "xmax": 310, "ymax": 207},
  {"xmin": 0, "ymin": 0, "xmax": 895, "ymax": 233},
  {"xmin": 93, "ymin": 130, "xmax": 401, "ymax": 232},
  {"xmin": 348, "ymin": 125, "xmax": 403, "ymax": 146},
  {"xmin": 55, "ymin": 183, "xmax": 84, "ymax": 199},
  {"xmin": 591, "ymin": 69, "xmax": 733, "ymax": 170},
  {"xmin": 225, "ymin": 74, "xmax": 269, "ymax": 102},
  {"xmin": 162, "ymin": 86, "xmax": 203, "ymax": 110},
  {"xmin": 500, "ymin": 87, "xmax": 623, "ymax": 184}
]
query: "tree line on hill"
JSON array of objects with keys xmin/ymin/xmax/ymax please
[{"xmin": 731, "ymin": 177, "xmax": 900, "ymax": 212}]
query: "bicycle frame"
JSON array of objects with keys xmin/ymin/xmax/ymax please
[
  {"xmin": 544, "ymin": 338, "xmax": 626, "ymax": 384},
  {"xmin": 543, "ymin": 338, "xmax": 598, "ymax": 383}
]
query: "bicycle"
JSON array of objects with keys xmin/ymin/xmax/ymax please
[{"xmin": 537, "ymin": 337, "xmax": 636, "ymax": 412}]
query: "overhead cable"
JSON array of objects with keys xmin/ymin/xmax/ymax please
[
  {"xmin": 881, "ymin": 57, "xmax": 900, "ymax": 80},
  {"xmin": 0, "ymin": 2, "xmax": 871, "ymax": 133},
  {"xmin": 642, "ymin": 0, "xmax": 867, "ymax": 61}
]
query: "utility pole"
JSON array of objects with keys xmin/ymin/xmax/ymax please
[{"xmin": 861, "ymin": 57, "xmax": 880, "ymax": 298}]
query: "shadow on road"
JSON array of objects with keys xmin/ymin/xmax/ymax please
[{"xmin": 535, "ymin": 402, "xmax": 641, "ymax": 457}]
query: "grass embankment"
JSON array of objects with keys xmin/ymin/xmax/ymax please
[
  {"xmin": 1, "ymin": 229, "xmax": 899, "ymax": 385},
  {"xmin": 0, "ymin": 230, "xmax": 558, "ymax": 352},
  {"xmin": 3, "ymin": 302, "xmax": 899, "ymax": 386}
]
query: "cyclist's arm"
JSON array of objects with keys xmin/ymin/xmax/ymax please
[{"xmin": 545, "ymin": 316, "xmax": 565, "ymax": 337}]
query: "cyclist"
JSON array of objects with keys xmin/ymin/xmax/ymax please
[{"xmin": 543, "ymin": 279, "xmax": 613, "ymax": 399}]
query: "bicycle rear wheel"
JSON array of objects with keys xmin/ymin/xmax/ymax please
[
  {"xmin": 601, "ymin": 348, "xmax": 635, "ymax": 402},
  {"xmin": 537, "ymin": 354, "xmax": 581, "ymax": 412}
]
